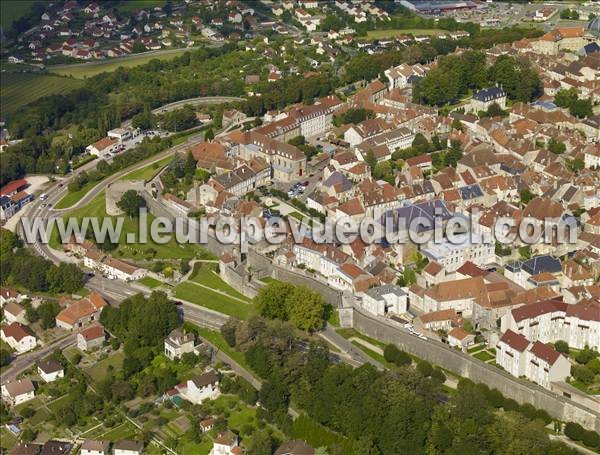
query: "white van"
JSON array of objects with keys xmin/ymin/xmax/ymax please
[{"xmin": 40, "ymin": 193, "xmax": 48, "ymax": 201}]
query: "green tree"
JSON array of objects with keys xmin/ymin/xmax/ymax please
[
  {"xmin": 247, "ymin": 430, "xmax": 273, "ymax": 455},
  {"xmin": 554, "ymin": 88, "xmax": 578, "ymax": 108},
  {"xmin": 554, "ymin": 340, "xmax": 569, "ymax": 355},
  {"xmin": 286, "ymin": 286, "xmax": 326, "ymax": 331},
  {"xmin": 547, "ymin": 138, "xmax": 566, "ymax": 155},
  {"xmin": 204, "ymin": 128, "xmax": 215, "ymax": 142},
  {"xmin": 569, "ymin": 99, "xmax": 593, "ymax": 119},
  {"xmin": 37, "ymin": 301, "xmax": 61, "ymax": 329},
  {"xmin": 117, "ymin": 190, "xmax": 146, "ymax": 218},
  {"xmin": 256, "ymin": 282, "xmax": 294, "ymax": 321}
]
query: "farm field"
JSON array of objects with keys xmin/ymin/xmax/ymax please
[
  {"xmin": 366, "ymin": 28, "xmax": 446, "ymax": 39},
  {"xmin": 0, "ymin": 72, "xmax": 84, "ymax": 116},
  {"xmin": 48, "ymin": 47, "xmax": 193, "ymax": 79}
]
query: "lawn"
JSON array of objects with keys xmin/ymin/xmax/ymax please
[
  {"xmin": 50, "ymin": 192, "xmax": 205, "ymax": 260},
  {"xmin": 48, "ymin": 48, "xmax": 193, "ymax": 79},
  {"xmin": 120, "ymin": 155, "xmax": 172, "ymax": 181},
  {"xmin": 99, "ymin": 421, "xmax": 141, "ymax": 441},
  {"xmin": 138, "ymin": 276, "xmax": 164, "ymax": 289},
  {"xmin": 336, "ymin": 328, "xmax": 386, "ymax": 350},
  {"xmin": 259, "ymin": 276, "xmax": 282, "ymax": 285},
  {"xmin": 174, "ymin": 282, "xmax": 257, "ymax": 319},
  {"xmin": 0, "ymin": 427, "xmax": 18, "ymax": 451},
  {"xmin": 366, "ymin": 28, "xmax": 445, "ymax": 39},
  {"xmin": 1, "ymin": 72, "xmax": 84, "ymax": 116},
  {"xmin": 351, "ymin": 340, "xmax": 389, "ymax": 367},
  {"xmin": 473, "ymin": 351, "xmax": 495, "ymax": 362},
  {"xmin": 189, "ymin": 264, "xmax": 250, "ymax": 302},
  {"xmin": 84, "ymin": 351, "xmax": 126, "ymax": 383},
  {"xmin": 54, "ymin": 180, "xmax": 98, "ymax": 209}
]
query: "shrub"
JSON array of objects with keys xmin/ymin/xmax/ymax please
[
  {"xmin": 554, "ymin": 340, "xmax": 569, "ymax": 355},
  {"xmin": 383, "ymin": 344, "xmax": 411, "ymax": 366},
  {"xmin": 564, "ymin": 422, "xmax": 585, "ymax": 441},
  {"xmin": 582, "ymin": 430, "xmax": 600, "ymax": 448},
  {"xmin": 430, "ymin": 368, "xmax": 446, "ymax": 384},
  {"xmin": 417, "ymin": 360, "xmax": 433, "ymax": 377}
]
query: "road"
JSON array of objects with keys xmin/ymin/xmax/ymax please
[{"xmin": 1, "ymin": 334, "xmax": 76, "ymax": 385}]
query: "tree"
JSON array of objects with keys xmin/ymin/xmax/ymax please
[
  {"xmin": 365, "ymin": 150, "xmax": 377, "ymax": 174},
  {"xmin": 571, "ymin": 365, "xmax": 594, "ymax": 384},
  {"xmin": 286, "ymin": 286, "xmax": 326, "ymax": 331},
  {"xmin": 554, "ymin": 340, "xmax": 569, "ymax": 355},
  {"xmin": 47, "ymin": 263, "xmax": 83, "ymax": 294},
  {"xmin": 569, "ymin": 99, "xmax": 593, "ymax": 119},
  {"xmin": 117, "ymin": 190, "xmax": 146, "ymax": 218},
  {"xmin": 417, "ymin": 360, "xmax": 433, "ymax": 377},
  {"xmin": 0, "ymin": 348, "xmax": 11, "ymax": 367},
  {"xmin": 37, "ymin": 301, "xmax": 61, "ymax": 329},
  {"xmin": 247, "ymin": 430, "xmax": 273, "ymax": 455},
  {"xmin": 184, "ymin": 152, "xmax": 197, "ymax": 179},
  {"xmin": 256, "ymin": 282, "xmax": 294, "ymax": 321},
  {"xmin": 221, "ymin": 318, "xmax": 239, "ymax": 347},
  {"xmin": 554, "ymin": 88, "xmax": 578, "ymax": 108},
  {"xmin": 204, "ymin": 128, "xmax": 215, "ymax": 142},
  {"xmin": 519, "ymin": 188, "xmax": 535, "ymax": 206},
  {"xmin": 564, "ymin": 422, "xmax": 585, "ymax": 441},
  {"xmin": 383, "ymin": 344, "xmax": 411, "ymax": 366},
  {"xmin": 547, "ymin": 138, "xmax": 566, "ymax": 155}
]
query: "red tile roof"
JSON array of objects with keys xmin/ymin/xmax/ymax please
[
  {"xmin": 1, "ymin": 322, "xmax": 35, "ymax": 342},
  {"xmin": 511, "ymin": 299, "xmax": 567, "ymax": 323},
  {"xmin": 499, "ymin": 329, "xmax": 530, "ymax": 352},
  {"xmin": 0, "ymin": 179, "xmax": 28, "ymax": 196},
  {"xmin": 529, "ymin": 341, "xmax": 561, "ymax": 365}
]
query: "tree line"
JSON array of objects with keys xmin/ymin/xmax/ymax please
[
  {"xmin": 0, "ymin": 228, "xmax": 83, "ymax": 294},
  {"xmin": 219, "ymin": 316, "xmax": 579, "ymax": 455}
]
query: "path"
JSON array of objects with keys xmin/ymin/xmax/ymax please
[{"xmin": 319, "ymin": 324, "xmax": 383, "ymax": 369}]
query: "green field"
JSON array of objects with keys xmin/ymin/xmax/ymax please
[
  {"xmin": 0, "ymin": 72, "xmax": 84, "ymax": 116},
  {"xmin": 50, "ymin": 192, "xmax": 205, "ymax": 260},
  {"xmin": 189, "ymin": 263, "xmax": 250, "ymax": 302},
  {"xmin": 473, "ymin": 351, "xmax": 495, "ymax": 362},
  {"xmin": 1, "ymin": 0, "xmax": 37, "ymax": 28},
  {"xmin": 138, "ymin": 276, "xmax": 164, "ymax": 288},
  {"xmin": 184, "ymin": 323, "xmax": 249, "ymax": 370},
  {"xmin": 174, "ymin": 282, "xmax": 256, "ymax": 319},
  {"xmin": 48, "ymin": 48, "xmax": 193, "ymax": 79},
  {"xmin": 84, "ymin": 351, "xmax": 126, "ymax": 382},
  {"xmin": 120, "ymin": 155, "xmax": 172, "ymax": 181},
  {"xmin": 366, "ymin": 28, "xmax": 445, "ymax": 39},
  {"xmin": 54, "ymin": 179, "xmax": 98, "ymax": 209}
]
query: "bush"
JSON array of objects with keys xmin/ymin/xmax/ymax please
[
  {"xmin": 571, "ymin": 365, "xmax": 595, "ymax": 384},
  {"xmin": 564, "ymin": 422, "xmax": 585, "ymax": 441},
  {"xmin": 485, "ymin": 388, "xmax": 505, "ymax": 408},
  {"xmin": 383, "ymin": 344, "xmax": 411, "ymax": 366},
  {"xmin": 582, "ymin": 430, "xmax": 600, "ymax": 449},
  {"xmin": 417, "ymin": 360, "xmax": 433, "ymax": 377},
  {"xmin": 554, "ymin": 340, "xmax": 569, "ymax": 355},
  {"xmin": 430, "ymin": 368, "xmax": 446, "ymax": 384}
]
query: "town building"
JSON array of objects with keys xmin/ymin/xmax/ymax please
[
  {"xmin": 80, "ymin": 440, "xmax": 110, "ymax": 455},
  {"xmin": 164, "ymin": 328, "xmax": 195, "ymax": 360},
  {"xmin": 113, "ymin": 440, "xmax": 143, "ymax": 455},
  {"xmin": 1, "ymin": 379, "xmax": 35, "ymax": 406},
  {"xmin": 1, "ymin": 322, "xmax": 37, "ymax": 354},
  {"xmin": 77, "ymin": 324, "xmax": 106, "ymax": 351},
  {"xmin": 56, "ymin": 293, "xmax": 107, "ymax": 330},
  {"xmin": 359, "ymin": 285, "xmax": 407, "ymax": 317},
  {"xmin": 37, "ymin": 359, "xmax": 65, "ymax": 383},
  {"xmin": 180, "ymin": 371, "xmax": 220, "ymax": 404},
  {"xmin": 209, "ymin": 430, "xmax": 240, "ymax": 455}
]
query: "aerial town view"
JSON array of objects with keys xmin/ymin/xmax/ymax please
[{"xmin": 0, "ymin": 0, "xmax": 599, "ymax": 454}]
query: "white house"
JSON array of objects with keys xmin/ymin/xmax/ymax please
[
  {"xmin": 80, "ymin": 440, "xmax": 110, "ymax": 455},
  {"xmin": 182, "ymin": 371, "xmax": 220, "ymax": 404},
  {"xmin": 360, "ymin": 285, "xmax": 407, "ymax": 317},
  {"xmin": 164, "ymin": 328, "xmax": 195, "ymax": 360},
  {"xmin": 1, "ymin": 322, "xmax": 37, "ymax": 354},
  {"xmin": 3, "ymin": 301, "xmax": 26, "ymax": 324},
  {"xmin": 1, "ymin": 379, "xmax": 35, "ymax": 406},
  {"xmin": 496, "ymin": 329, "xmax": 531, "ymax": 378},
  {"xmin": 37, "ymin": 359, "xmax": 65, "ymax": 383},
  {"xmin": 100, "ymin": 256, "xmax": 147, "ymax": 281},
  {"xmin": 77, "ymin": 324, "xmax": 106, "ymax": 351},
  {"xmin": 114, "ymin": 440, "xmax": 144, "ymax": 455},
  {"xmin": 422, "ymin": 233, "xmax": 495, "ymax": 274},
  {"xmin": 447, "ymin": 327, "xmax": 475, "ymax": 349},
  {"xmin": 525, "ymin": 341, "xmax": 571, "ymax": 389},
  {"xmin": 210, "ymin": 430, "xmax": 239, "ymax": 455},
  {"xmin": 86, "ymin": 137, "xmax": 119, "ymax": 158}
]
